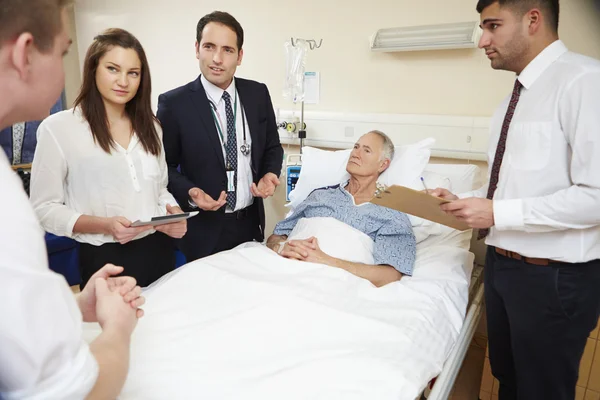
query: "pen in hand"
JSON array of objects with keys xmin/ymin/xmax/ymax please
[{"xmin": 420, "ymin": 176, "xmax": 429, "ymax": 192}]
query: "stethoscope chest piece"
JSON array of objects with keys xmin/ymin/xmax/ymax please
[{"xmin": 240, "ymin": 142, "xmax": 251, "ymax": 156}]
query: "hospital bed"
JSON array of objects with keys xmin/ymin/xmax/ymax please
[
  {"xmin": 426, "ymin": 264, "xmax": 484, "ymax": 399},
  {"xmin": 417, "ymin": 162, "xmax": 486, "ymax": 399},
  {"xmin": 81, "ymin": 150, "xmax": 485, "ymax": 399}
]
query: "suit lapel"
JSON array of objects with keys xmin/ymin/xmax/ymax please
[
  {"xmin": 189, "ymin": 76, "xmax": 226, "ymax": 171},
  {"xmin": 236, "ymin": 79, "xmax": 259, "ymax": 179}
]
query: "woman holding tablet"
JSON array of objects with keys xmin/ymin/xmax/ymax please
[{"xmin": 31, "ymin": 28, "xmax": 187, "ymax": 289}]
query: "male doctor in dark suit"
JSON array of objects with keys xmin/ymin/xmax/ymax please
[{"xmin": 157, "ymin": 11, "xmax": 284, "ymax": 262}]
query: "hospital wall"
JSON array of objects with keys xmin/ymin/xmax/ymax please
[
  {"xmin": 64, "ymin": 6, "xmax": 81, "ymax": 106},
  {"xmin": 65, "ymin": 0, "xmax": 600, "ymax": 266},
  {"xmin": 70, "ymin": 0, "xmax": 600, "ymax": 115}
]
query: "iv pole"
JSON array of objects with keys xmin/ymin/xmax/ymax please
[{"xmin": 290, "ymin": 38, "xmax": 322, "ymax": 153}]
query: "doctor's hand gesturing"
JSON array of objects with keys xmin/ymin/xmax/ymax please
[
  {"xmin": 251, "ymin": 172, "xmax": 280, "ymax": 199},
  {"xmin": 77, "ymin": 263, "xmax": 145, "ymax": 323},
  {"xmin": 189, "ymin": 187, "xmax": 227, "ymax": 211}
]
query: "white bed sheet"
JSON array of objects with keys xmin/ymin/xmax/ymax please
[{"xmin": 83, "ymin": 242, "xmax": 473, "ymax": 400}]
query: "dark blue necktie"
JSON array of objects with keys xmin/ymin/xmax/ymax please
[{"xmin": 222, "ymin": 91, "xmax": 237, "ymax": 210}]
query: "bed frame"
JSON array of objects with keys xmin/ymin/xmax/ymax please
[{"xmin": 421, "ymin": 264, "xmax": 485, "ymax": 400}]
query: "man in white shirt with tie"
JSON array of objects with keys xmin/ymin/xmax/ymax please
[
  {"xmin": 0, "ymin": 1, "xmax": 145, "ymax": 398},
  {"xmin": 431, "ymin": 0, "xmax": 600, "ymax": 398}
]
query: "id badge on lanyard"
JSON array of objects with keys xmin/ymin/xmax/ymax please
[{"xmin": 226, "ymin": 167, "xmax": 235, "ymax": 193}]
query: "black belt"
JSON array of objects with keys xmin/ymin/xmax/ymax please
[{"xmin": 224, "ymin": 206, "xmax": 252, "ymax": 220}]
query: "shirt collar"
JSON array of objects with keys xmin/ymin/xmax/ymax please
[
  {"xmin": 517, "ymin": 40, "xmax": 568, "ymax": 90},
  {"xmin": 74, "ymin": 106, "xmax": 140, "ymax": 153},
  {"xmin": 200, "ymin": 75, "xmax": 236, "ymax": 105}
]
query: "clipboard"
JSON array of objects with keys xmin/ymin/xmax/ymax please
[
  {"xmin": 370, "ymin": 185, "xmax": 470, "ymax": 231},
  {"xmin": 131, "ymin": 211, "xmax": 199, "ymax": 227}
]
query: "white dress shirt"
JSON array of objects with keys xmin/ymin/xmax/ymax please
[
  {"xmin": 461, "ymin": 40, "xmax": 600, "ymax": 263},
  {"xmin": 30, "ymin": 108, "xmax": 178, "ymax": 246},
  {"xmin": 201, "ymin": 75, "xmax": 254, "ymax": 212},
  {"xmin": 0, "ymin": 150, "xmax": 98, "ymax": 399}
]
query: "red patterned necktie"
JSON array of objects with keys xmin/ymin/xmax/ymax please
[{"xmin": 477, "ymin": 79, "xmax": 523, "ymax": 240}]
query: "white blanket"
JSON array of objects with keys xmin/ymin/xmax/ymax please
[{"xmin": 83, "ymin": 226, "xmax": 473, "ymax": 400}]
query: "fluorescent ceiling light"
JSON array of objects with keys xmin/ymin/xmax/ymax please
[{"xmin": 370, "ymin": 21, "xmax": 483, "ymax": 52}]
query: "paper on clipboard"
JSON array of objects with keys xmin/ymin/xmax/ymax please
[{"xmin": 370, "ymin": 185, "xmax": 470, "ymax": 231}]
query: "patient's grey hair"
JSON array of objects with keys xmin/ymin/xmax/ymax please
[{"xmin": 369, "ymin": 130, "xmax": 395, "ymax": 162}]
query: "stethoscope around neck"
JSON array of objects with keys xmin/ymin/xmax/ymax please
[{"xmin": 208, "ymin": 92, "xmax": 251, "ymax": 157}]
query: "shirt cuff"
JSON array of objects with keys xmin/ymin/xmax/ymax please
[
  {"xmin": 159, "ymin": 197, "xmax": 180, "ymax": 212},
  {"xmin": 457, "ymin": 191, "xmax": 475, "ymax": 199},
  {"xmin": 188, "ymin": 199, "xmax": 198, "ymax": 209},
  {"xmin": 273, "ymin": 227, "xmax": 290, "ymax": 236},
  {"xmin": 65, "ymin": 212, "xmax": 83, "ymax": 238},
  {"xmin": 493, "ymin": 199, "xmax": 524, "ymax": 231}
]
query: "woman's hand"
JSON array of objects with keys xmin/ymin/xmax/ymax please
[
  {"xmin": 105, "ymin": 217, "xmax": 151, "ymax": 244},
  {"xmin": 155, "ymin": 205, "xmax": 188, "ymax": 238}
]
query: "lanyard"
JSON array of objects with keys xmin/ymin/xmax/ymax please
[{"xmin": 209, "ymin": 91, "xmax": 237, "ymax": 149}]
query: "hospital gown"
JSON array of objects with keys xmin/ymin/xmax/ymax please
[{"xmin": 274, "ymin": 183, "xmax": 416, "ymax": 276}]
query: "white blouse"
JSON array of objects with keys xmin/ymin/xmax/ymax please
[{"xmin": 30, "ymin": 108, "xmax": 178, "ymax": 246}]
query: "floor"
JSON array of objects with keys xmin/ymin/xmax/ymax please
[{"xmin": 449, "ymin": 334, "xmax": 487, "ymax": 399}]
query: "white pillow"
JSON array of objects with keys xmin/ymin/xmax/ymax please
[
  {"xmin": 423, "ymin": 164, "xmax": 481, "ymax": 195},
  {"xmin": 287, "ymin": 217, "xmax": 375, "ymax": 265},
  {"xmin": 378, "ymin": 138, "xmax": 436, "ymax": 188},
  {"xmin": 406, "ymin": 170, "xmax": 452, "ymax": 193},
  {"xmin": 396, "ymin": 170, "xmax": 452, "ymax": 243},
  {"xmin": 287, "ymin": 138, "xmax": 435, "ymax": 211},
  {"xmin": 287, "ymin": 147, "xmax": 352, "ymax": 210},
  {"xmin": 412, "ymin": 164, "xmax": 480, "ymax": 250},
  {"xmin": 417, "ymin": 224, "xmax": 473, "ymax": 251}
]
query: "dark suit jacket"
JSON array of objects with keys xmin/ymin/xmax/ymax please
[{"xmin": 157, "ymin": 76, "xmax": 283, "ymax": 261}]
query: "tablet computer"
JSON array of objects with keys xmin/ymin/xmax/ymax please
[{"xmin": 130, "ymin": 211, "xmax": 199, "ymax": 227}]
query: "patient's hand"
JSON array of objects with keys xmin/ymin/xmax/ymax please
[
  {"xmin": 280, "ymin": 237, "xmax": 318, "ymax": 261},
  {"xmin": 295, "ymin": 238, "xmax": 334, "ymax": 266},
  {"xmin": 281, "ymin": 237, "xmax": 333, "ymax": 266}
]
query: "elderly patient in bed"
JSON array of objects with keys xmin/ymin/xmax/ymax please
[{"xmin": 266, "ymin": 130, "xmax": 416, "ymax": 287}]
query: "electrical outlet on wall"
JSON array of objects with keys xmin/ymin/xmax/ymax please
[{"xmin": 344, "ymin": 126, "xmax": 354, "ymax": 138}]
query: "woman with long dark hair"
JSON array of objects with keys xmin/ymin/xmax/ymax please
[{"xmin": 31, "ymin": 28, "xmax": 186, "ymax": 289}]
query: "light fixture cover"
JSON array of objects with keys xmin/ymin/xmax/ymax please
[{"xmin": 370, "ymin": 21, "xmax": 483, "ymax": 52}]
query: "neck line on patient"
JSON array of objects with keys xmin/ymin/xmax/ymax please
[{"xmin": 345, "ymin": 176, "xmax": 377, "ymax": 205}]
